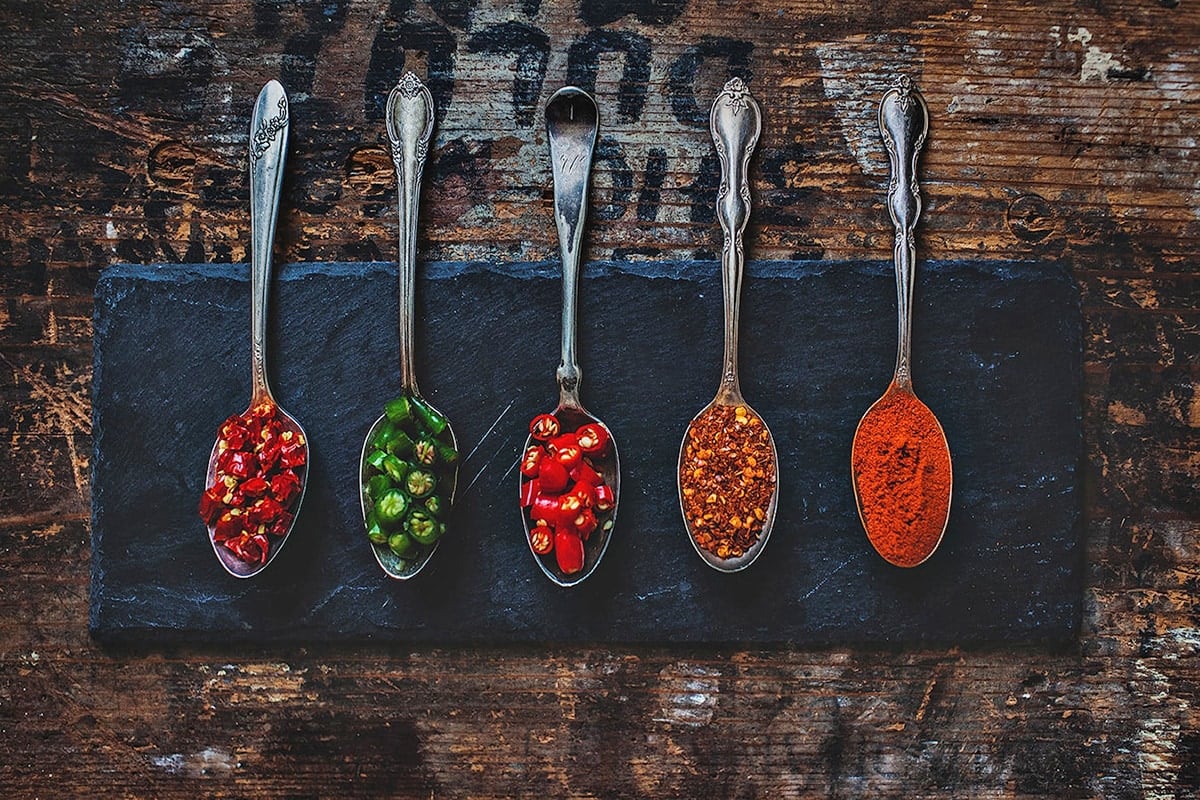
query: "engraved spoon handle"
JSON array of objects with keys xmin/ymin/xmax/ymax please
[
  {"xmin": 248, "ymin": 80, "xmax": 289, "ymax": 403},
  {"xmin": 710, "ymin": 78, "xmax": 761, "ymax": 400},
  {"xmin": 387, "ymin": 72, "xmax": 435, "ymax": 397},
  {"xmin": 879, "ymin": 76, "xmax": 930, "ymax": 389},
  {"xmin": 545, "ymin": 87, "xmax": 599, "ymax": 410}
]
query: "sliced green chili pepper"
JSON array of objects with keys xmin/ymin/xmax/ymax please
[
  {"xmin": 423, "ymin": 494, "xmax": 445, "ymax": 518},
  {"xmin": 365, "ymin": 512, "xmax": 388, "ymax": 545},
  {"xmin": 365, "ymin": 449, "xmax": 389, "ymax": 472},
  {"xmin": 434, "ymin": 441, "xmax": 459, "ymax": 465},
  {"xmin": 405, "ymin": 468, "xmax": 437, "ymax": 499},
  {"xmin": 366, "ymin": 474, "xmax": 392, "ymax": 500},
  {"xmin": 381, "ymin": 453, "xmax": 410, "ymax": 485},
  {"xmin": 413, "ymin": 438, "xmax": 437, "ymax": 467},
  {"xmin": 406, "ymin": 508, "xmax": 442, "ymax": 545},
  {"xmin": 388, "ymin": 531, "xmax": 418, "ymax": 558},
  {"xmin": 372, "ymin": 422, "xmax": 414, "ymax": 457},
  {"xmin": 385, "ymin": 428, "xmax": 415, "ymax": 457},
  {"xmin": 374, "ymin": 488, "xmax": 410, "ymax": 526},
  {"xmin": 385, "ymin": 395, "xmax": 413, "ymax": 425},
  {"xmin": 411, "ymin": 397, "xmax": 448, "ymax": 436}
]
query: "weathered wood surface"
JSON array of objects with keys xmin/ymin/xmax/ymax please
[{"xmin": 0, "ymin": 0, "xmax": 1197, "ymax": 795}]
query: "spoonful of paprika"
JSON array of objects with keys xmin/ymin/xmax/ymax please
[{"xmin": 851, "ymin": 76, "xmax": 953, "ymax": 568}]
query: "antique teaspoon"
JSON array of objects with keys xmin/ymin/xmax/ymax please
[
  {"xmin": 851, "ymin": 76, "xmax": 953, "ymax": 567},
  {"xmin": 201, "ymin": 80, "xmax": 309, "ymax": 578},
  {"xmin": 677, "ymin": 78, "xmax": 779, "ymax": 572},
  {"xmin": 359, "ymin": 73, "xmax": 460, "ymax": 580},
  {"xmin": 519, "ymin": 87, "xmax": 620, "ymax": 587}
]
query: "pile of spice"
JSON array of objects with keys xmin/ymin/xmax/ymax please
[
  {"xmin": 851, "ymin": 389, "xmax": 952, "ymax": 567},
  {"xmin": 520, "ymin": 413, "xmax": 616, "ymax": 576},
  {"xmin": 198, "ymin": 401, "xmax": 307, "ymax": 566},
  {"xmin": 679, "ymin": 404, "xmax": 776, "ymax": 559},
  {"xmin": 362, "ymin": 394, "xmax": 458, "ymax": 561}
]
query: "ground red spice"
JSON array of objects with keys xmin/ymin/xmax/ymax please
[
  {"xmin": 851, "ymin": 387, "xmax": 952, "ymax": 567},
  {"xmin": 679, "ymin": 404, "xmax": 776, "ymax": 559}
]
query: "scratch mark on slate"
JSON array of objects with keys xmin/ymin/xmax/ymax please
[
  {"xmin": 463, "ymin": 399, "xmax": 514, "ymax": 463},
  {"xmin": 800, "ymin": 553, "xmax": 861, "ymax": 601}
]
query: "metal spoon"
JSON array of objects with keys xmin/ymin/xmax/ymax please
[
  {"xmin": 677, "ymin": 78, "xmax": 779, "ymax": 572},
  {"xmin": 359, "ymin": 72, "xmax": 459, "ymax": 580},
  {"xmin": 520, "ymin": 87, "xmax": 620, "ymax": 587},
  {"xmin": 851, "ymin": 76, "xmax": 952, "ymax": 567},
  {"xmin": 203, "ymin": 80, "xmax": 309, "ymax": 578}
]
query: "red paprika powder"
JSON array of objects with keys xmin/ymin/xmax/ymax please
[{"xmin": 851, "ymin": 388, "xmax": 952, "ymax": 567}]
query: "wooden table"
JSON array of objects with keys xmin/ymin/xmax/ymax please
[{"xmin": 2, "ymin": 1, "xmax": 1196, "ymax": 795}]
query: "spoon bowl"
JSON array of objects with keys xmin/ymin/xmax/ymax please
[
  {"xmin": 676, "ymin": 78, "xmax": 779, "ymax": 573},
  {"xmin": 678, "ymin": 394, "xmax": 778, "ymax": 573},
  {"xmin": 521, "ymin": 406, "xmax": 619, "ymax": 586},
  {"xmin": 851, "ymin": 77, "xmax": 953, "ymax": 567},
  {"xmin": 201, "ymin": 80, "xmax": 308, "ymax": 579},
  {"xmin": 518, "ymin": 87, "xmax": 619, "ymax": 587},
  {"xmin": 360, "ymin": 407, "xmax": 458, "ymax": 579},
  {"xmin": 851, "ymin": 382, "xmax": 951, "ymax": 567}
]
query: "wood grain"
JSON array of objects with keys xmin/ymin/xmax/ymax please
[{"xmin": 1, "ymin": 0, "xmax": 1197, "ymax": 795}]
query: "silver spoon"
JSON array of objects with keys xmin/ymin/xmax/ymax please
[
  {"xmin": 677, "ymin": 78, "xmax": 779, "ymax": 572},
  {"xmin": 359, "ymin": 73, "xmax": 459, "ymax": 580},
  {"xmin": 203, "ymin": 80, "xmax": 309, "ymax": 578},
  {"xmin": 851, "ymin": 76, "xmax": 952, "ymax": 567},
  {"xmin": 519, "ymin": 87, "xmax": 620, "ymax": 587}
]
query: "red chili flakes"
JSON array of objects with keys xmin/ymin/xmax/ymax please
[
  {"xmin": 200, "ymin": 401, "xmax": 306, "ymax": 566},
  {"xmin": 679, "ymin": 404, "xmax": 776, "ymax": 560}
]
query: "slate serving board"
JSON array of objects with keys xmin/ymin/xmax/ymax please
[{"xmin": 91, "ymin": 260, "xmax": 1082, "ymax": 645}]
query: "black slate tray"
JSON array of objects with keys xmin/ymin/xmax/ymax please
[{"xmin": 91, "ymin": 260, "xmax": 1083, "ymax": 645}]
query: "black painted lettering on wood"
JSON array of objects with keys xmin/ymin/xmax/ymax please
[{"xmin": 567, "ymin": 29, "xmax": 652, "ymax": 123}]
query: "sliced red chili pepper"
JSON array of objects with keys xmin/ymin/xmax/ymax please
[
  {"xmin": 250, "ymin": 533, "xmax": 270, "ymax": 565},
  {"xmin": 594, "ymin": 483, "xmax": 615, "ymax": 513},
  {"xmin": 270, "ymin": 470, "xmax": 302, "ymax": 504},
  {"xmin": 530, "ymin": 494, "xmax": 561, "ymax": 524},
  {"xmin": 213, "ymin": 509, "xmax": 244, "ymax": 543},
  {"xmin": 217, "ymin": 449, "xmax": 256, "ymax": 479},
  {"xmin": 279, "ymin": 441, "xmax": 307, "ymax": 469},
  {"xmin": 554, "ymin": 529, "xmax": 585, "ymax": 574},
  {"xmin": 573, "ymin": 508, "xmax": 598, "ymax": 541},
  {"xmin": 570, "ymin": 460, "xmax": 602, "ymax": 486},
  {"xmin": 530, "ymin": 524, "xmax": 554, "ymax": 555},
  {"xmin": 575, "ymin": 423, "xmax": 610, "ymax": 455},
  {"xmin": 219, "ymin": 415, "xmax": 252, "ymax": 450},
  {"xmin": 258, "ymin": 437, "xmax": 283, "ymax": 471},
  {"xmin": 552, "ymin": 442, "xmax": 582, "ymax": 470},
  {"xmin": 520, "ymin": 446, "xmax": 544, "ymax": 477},
  {"xmin": 198, "ymin": 487, "xmax": 226, "ymax": 526},
  {"xmin": 267, "ymin": 510, "xmax": 293, "ymax": 537},
  {"xmin": 520, "ymin": 478, "xmax": 540, "ymax": 508},
  {"xmin": 246, "ymin": 496, "xmax": 284, "ymax": 526},
  {"xmin": 537, "ymin": 458, "xmax": 570, "ymax": 494},
  {"xmin": 557, "ymin": 493, "xmax": 585, "ymax": 527},
  {"xmin": 569, "ymin": 482, "xmax": 596, "ymax": 509},
  {"xmin": 240, "ymin": 476, "xmax": 269, "ymax": 497},
  {"xmin": 529, "ymin": 413, "xmax": 560, "ymax": 441}
]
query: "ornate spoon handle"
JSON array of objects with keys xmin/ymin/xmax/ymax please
[
  {"xmin": 387, "ymin": 72, "xmax": 435, "ymax": 396},
  {"xmin": 710, "ymin": 78, "xmax": 761, "ymax": 400},
  {"xmin": 879, "ymin": 76, "xmax": 930, "ymax": 388},
  {"xmin": 248, "ymin": 80, "xmax": 289, "ymax": 403}
]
